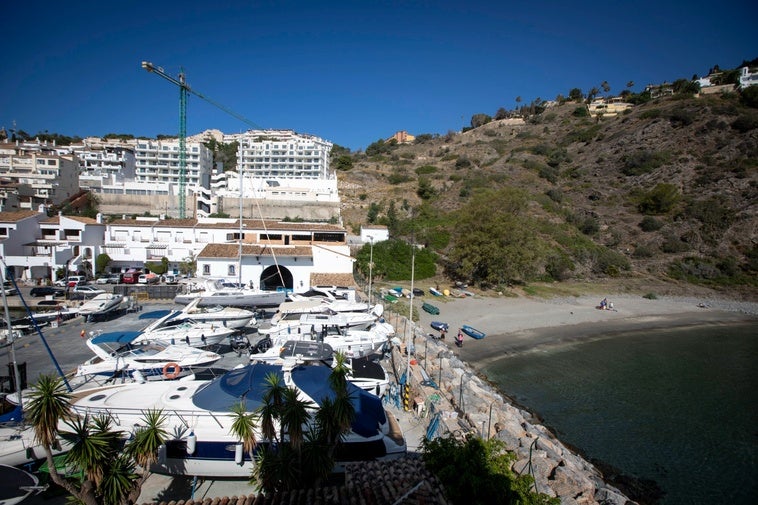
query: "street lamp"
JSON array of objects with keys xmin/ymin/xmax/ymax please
[{"xmin": 367, "ymin": 235, "xmax": 374, "ymax": 307}]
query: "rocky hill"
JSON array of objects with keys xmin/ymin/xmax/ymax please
[{"xmin": 335, "ymin": 91, "xmax": 758, "ymax": 296}]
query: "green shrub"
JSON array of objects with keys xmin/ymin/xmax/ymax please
[
  {"xmin": 643, "ymin": 292, "xmax": 658, "ymax": 300},
  {"xmin": 639, "ymin": 216, "xmax": 663, "ymax": 231},
  {"xmin": 564, "ymin": 124, "xmax": 601, "ymax": 143},
  {"xmin": 638, "ymin": 183, "xmax": 680, "ymax": 214},
  {"xmin": 633, "ymin": 245, "xmax": 655, "ymax": 258},
  {"xmin": 388, "ymin": 171, "xmax": 412, "ymax": 185},
  {"xmin": 593, "ymin": 248, "xmax": 630, "ymax": 276},
  {"xmin": 546, "ymin": 189, "xmax": 563, "ymax": 203},
  {"xmin": 661, "ymin": 236, "xmax": 690, "ymax": 253},
  {"xmin": 415, "ymin": 164, "xmax": 438, "ymax": 175},
  {"xmin": 573, "ymin": 106, "xmax": 589, "ymax": 117},
  {"xmin": 731, "ymin": 114, "xmax": 758, "ymax": 133},
  {"xmin": 667, "ymin": 109, "xmax": 696, "ymax": 126},
  {"xmin": 622, "ymin": 150, "xmax": 671, "ymax": 176},
  {"xmin": 639, "ymin": 109, "xmax": 662, "ymax": 120},
  {"xmin": 455, "ymin": 156, "xmax": 472, "ymax": 169}
]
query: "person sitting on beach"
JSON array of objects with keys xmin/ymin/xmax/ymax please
[{"xmin": 600, "ymin": 298, "xmax": 608, "ymax": 310}]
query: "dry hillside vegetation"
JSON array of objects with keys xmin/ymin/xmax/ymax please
[{"xmin": 337, "ymin": 92, "xmax": 758, "ymax": 295}]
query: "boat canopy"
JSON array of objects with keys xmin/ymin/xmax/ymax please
[
  {"xmin": 90, "ymin": 331, "xmax": 141, "ymax": 345},
  {"xmin": 192, "ymin": 363, "xmax": 386, "ymax": 437},
  {"xmin": 139, "ymin": 310, "xmax": 174, "ymax": 320}
]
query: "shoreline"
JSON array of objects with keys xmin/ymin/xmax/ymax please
[
  {"xmin": 406, "ymin": 292, "xmax": 758, "ymax": 503},
  {"xmin": 413, "ymin": 293, "xmax": 758, "ymax": 366}
]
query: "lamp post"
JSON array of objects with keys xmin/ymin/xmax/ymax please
[{"xmin": 367, "ymin": 235, "xmax": 374, "ymax": 307}]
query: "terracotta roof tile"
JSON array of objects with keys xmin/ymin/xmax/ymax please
[
  {"xmin": 197, "ymin": 244, "xmax": 314, "ymax": 259},
  {"xmin": 0, "ymin": 210, "xmax": 42, "ymax": 223}
]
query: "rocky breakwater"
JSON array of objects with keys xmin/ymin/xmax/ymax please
[{"xmin": 404, "ymin": 334, "xmax": 635, "ymax": 505}]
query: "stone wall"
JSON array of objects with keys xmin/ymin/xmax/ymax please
[{"xmin": 399, "ymin": 326, "xmax": 635, "ymax": 505}]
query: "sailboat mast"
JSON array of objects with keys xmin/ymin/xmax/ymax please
[
  {"xmin": 406, "ymin": 244, "xmax": 415, "ymax": 383},
  {"xmin": 0, "ymin": 266, "xmax": 23, "ymax": 410},
  {"xmin": 239, "ymin": 166, "xmax": 243, "ymax": 288}
]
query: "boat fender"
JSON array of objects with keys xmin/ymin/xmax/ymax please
[
  {"xmin": 234, "ymin": 442, "xmax": 243, "ymax": 465},
  {"xmin": 186, "ymin": 432, "xmax": 196, "ymax": 454},
  {"xmin": 163, "ymin": 362, "xmax": 181, "ymax": 379}
]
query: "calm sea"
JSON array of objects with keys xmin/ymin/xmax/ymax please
[{"xmin": 482, "ymin": 321, "xmax": 758, "ymax": 505}]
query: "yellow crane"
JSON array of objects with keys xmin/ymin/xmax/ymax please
[{"xmin": 141, "ymin": 61, "xmax": 259, "ymax": 218}]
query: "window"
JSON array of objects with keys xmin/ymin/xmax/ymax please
[
  {"xmin": 228, "ymin": 265, "xmax": 236, "ymax": 276},
  {"xmin": 202, "ymin": 264, "xmax": 210, "ymax": 275}
]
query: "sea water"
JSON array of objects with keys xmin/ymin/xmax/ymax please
[{"xmin": 482, "ymin": 321, "xmax": 758, "ymax": 504}]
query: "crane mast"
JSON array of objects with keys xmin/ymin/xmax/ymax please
[{"xmin": 141, "ymin": 61, "xmax": 260, "ymax": 219}]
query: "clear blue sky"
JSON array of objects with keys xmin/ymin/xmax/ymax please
[{"xmin": 2, "ymin": 1, "xmax": 756, "ymax": 151}]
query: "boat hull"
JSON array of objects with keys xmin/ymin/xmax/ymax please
[
  {"xmin": 174, "ymin": 291, "xmax": 286, "ymax": 308},
  {"xmin": 461, "ymin": 325, "xmax": 486, "ymax": 339}
]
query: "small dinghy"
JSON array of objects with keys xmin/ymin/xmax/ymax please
[
  {"xmin": 461, "ymin": 324, "xmax": 486, "ymax": 339},
  {"xmin": 422, "ymin": 302, "xmax": 440, "ymax": 315}
]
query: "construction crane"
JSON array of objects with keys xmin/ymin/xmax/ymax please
[{"xmin": 141, "ymin": 61, "xmax": 260, "ymax": 218}]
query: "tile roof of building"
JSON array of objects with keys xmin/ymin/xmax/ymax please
[
  {"xmin": 197, "ymin": 243, "xmax": 314, "ymax": 259},
  {"xmin": 0, "ymin": 210, "xmax": 42, "ymax": 223},
  {"xmin": 138, "ymin": 456, "xmax": 450, "ymax": 505}
]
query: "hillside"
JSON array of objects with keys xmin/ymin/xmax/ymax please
[{"xmin": 335, "ymin": 91, "xmax": 758, "ymax": 298}]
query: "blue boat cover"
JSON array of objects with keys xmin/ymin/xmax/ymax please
[
  {"xmin": 192, "ymin": 363, "xmax": 386, "ymax": 438},
  {"xmin": 90, "ymin": 331, "xmax": 142, "ymax": 345},
  {"xmin": 138, "ymin": 310, "xmax": 176, "ymax": 320}
]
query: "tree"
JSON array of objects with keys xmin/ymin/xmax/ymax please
[
  {"xmin": 178, "ymin": 254, "xmax": 196, "ymax": 277},
  {"xmin": 626, "ymin": 80, "xmax": 635, "ymax": 89},
  {"xmin": 251, "ymin": 360, "xmax": 355, "ymax": 493},
  {"xmin": 95, "ymin": 253, "xmax": 112, "ymax": 276},
  {"xmin": 422, "ymin": 433, "xmax": 559, "ymax": 504},
  {"xmin": 568, "ymin": 88, "xmax": 583, "ymax": 102},
  {"xmin": 586, "ymin": 87, "xmax": 600, "ymax": 102},
  {"xmin": 333, "ymin": 154, "xmax": 353, "ymax": 171},
  {"xmin": 448, "ymin": 188, "xmax": 543, "ymax": 286},
  {"xmin": 470, "ymin": 113, "xmax": 492, "ymax": 128},
  {"xmin": 601, "ymin": 80, "xmax": 611, "ymax": 94},
  {"xmin": 145, "ymin": 257, "xmax": 169, "ymax": 275},
  {"xmin": 495, "ymin": 107, "xmax": 508, "ymax": 120},
  {"xmin": 25, "ymin": 375, "xmax": 167, "ymax": 505}
]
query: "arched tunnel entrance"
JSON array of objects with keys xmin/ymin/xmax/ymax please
[{"xmin": 260, "ymin": 265, "xmax": 292, "ymax": 291}]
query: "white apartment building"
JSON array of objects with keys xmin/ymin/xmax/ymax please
[
  {"xmin": 102, "ymin": 216, "xmax": 353, "ymax": 291},
  {"xmin": 1, "ymin": 211, "xmax": 354, "ymax": 291},
  {"xmin": 0, "ymin": 141, "xmax": 80, "ymax": 208},
  {"xmin": 133, "ymin": 138, "xmax": 213, "ymax": 189},
  {"xmin": 0, "ymin": 208, "xmax": 105, "ymax": 282},
  {"xmin": 228, "ymin": 129, "xmax": 333, "ymax": 180},
  {"xmin": 69, "ymin": 140, "xmax": 136, "ymax": 179}
]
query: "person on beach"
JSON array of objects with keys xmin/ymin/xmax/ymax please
[{"xmin": 456, "ymin": 329, "xmax": 464, "ymax": 347}]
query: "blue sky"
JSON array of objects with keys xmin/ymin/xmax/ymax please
[{"xmin": 2, "ymin": 1, "xmax": 756, "ymax": 151}]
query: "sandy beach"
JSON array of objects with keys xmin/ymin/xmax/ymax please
[{"xmin": 412, "ymin": 293, "xmax": 758, "ymax": 367}]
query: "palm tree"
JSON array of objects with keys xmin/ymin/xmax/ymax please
[
  {"xmin": 229, "ymin": 401, "xmax": 258, "ymax": 462},
  {"xmin": 25, "ymin": 375, "xmax": 167, "ymax": 505}
]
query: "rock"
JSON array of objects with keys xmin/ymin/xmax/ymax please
[
  {"xmin": 549, "ymin": 465, "xmax": 596, "ymax": 499},
  {"xmin": 514, "ymin": 454, "xmax": 556, "ymax": 484},
  {"xmin": 594, "ymin": 486, "xmax": 632, "ymax": 505}
]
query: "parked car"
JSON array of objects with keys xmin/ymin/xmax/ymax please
[
  {"xmin": 2, "ymin": 282, "xmax": 18, "ymax": 296},
  {"xmin": 55, "ymin": 275, "xmax": 86, "ymax": 288},
  {"xmin": 72, "ymin": 285, "xmax": 105, "ymax": 297},
  {"xmin": 30, "ymin": 286, "xmax": 65, "ymax": 297},
  {"xmin": 138, "ymin": 273, "xmax": 159, "ymax": 284},
  {"xmin": 96, "ymin": 274, "xmax": 121, "ymax": 284}
]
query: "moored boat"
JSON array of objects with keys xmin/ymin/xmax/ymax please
[{"xmin": 67, "ymin": 361, "xmax": 407, "ymax": 477}]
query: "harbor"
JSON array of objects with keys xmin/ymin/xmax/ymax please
[{"xmin": 1, "ymin": 284, "xmax": 647, "ymax": 504}]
